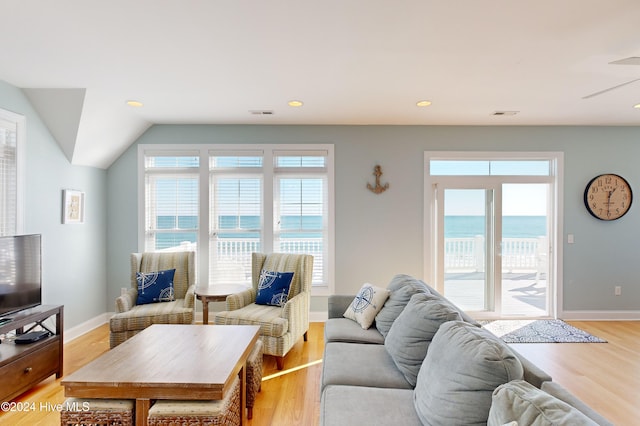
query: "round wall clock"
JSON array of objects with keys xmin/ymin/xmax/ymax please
[{"xmin": 583, "ymin": 174, "xmax": 633, "ymax": 220}]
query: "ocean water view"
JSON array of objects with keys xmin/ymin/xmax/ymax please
[
  {"xmin": 154, "ymin": 215, "xmax": 324, "ymax": 249},
  {"xmin": 153, "ymin": 215, "xmax": 546, "ymax": 248},
  {"xmin": 445, "ymin": 215, "xmax": 547, "ymax": 238}
]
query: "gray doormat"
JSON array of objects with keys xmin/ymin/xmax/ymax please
[{"xmin": 479, "ymin": 319, "xmax": 607, "ymax": 343}]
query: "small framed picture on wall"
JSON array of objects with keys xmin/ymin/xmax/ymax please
[{"xmin": 62, "ymin": 189, "xmax": 85, "ymax": 224}]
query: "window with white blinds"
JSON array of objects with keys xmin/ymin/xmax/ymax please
[
  {"xmin": 273, "ymin": 151, "xmax": 328, "ymax": 285},
  {"xmin": 209, "ymin": 152, "xmax": 263, "ymax": 283},
  {"xmin": 0, "ymin": 109, "xmax": 25, "ymax": 236},
  {"xmin": 143, "ymin": 152, "xmax": 199, "ymax": 251},
  {"xmin": 140, "ymin": 144, "xmax": 334, "ymax": 293}
]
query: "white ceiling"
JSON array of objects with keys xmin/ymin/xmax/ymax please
[{"xmin": 2, "ymin": 1, "xmax": 640, "ymax": 168}]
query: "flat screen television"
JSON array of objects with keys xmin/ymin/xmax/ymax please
[{"xmin": 0, "ymin": 234, "xmax": 42, "ymax": 318}]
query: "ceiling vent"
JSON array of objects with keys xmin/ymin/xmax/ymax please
[
  {"xmin": 492, "ymin": 111, "xmax": 519, "ymax": 116},
  {"xmin": 249, "ymin": 110, "xmax": 274, "ymax": 115}
]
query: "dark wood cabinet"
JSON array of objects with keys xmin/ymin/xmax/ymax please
[{"xmin": 0, "ymin": 305, "xmax": 63, "ymax": 402}]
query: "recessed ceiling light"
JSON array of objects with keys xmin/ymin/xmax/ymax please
[
  {"xmin": 288, "ymin": 100, "xmax": 303, "ymax": 107},
  {"xmin": 634, "ymin": 103, "xmax": 640, "ymax": 109},
  {"xmin": 126, "ymin": 100, "xmax": 144, "ymax": 108},
  {"xmin": 416, "ymin": 100, "xmax": 432, "ymax": 107}
]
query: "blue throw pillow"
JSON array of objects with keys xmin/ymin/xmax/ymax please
[
  {"xmin": 136, "ymin": 269, "xmax": 176, "ymax": 305},
  {"xmin": 255, "ymin": 270, "xmax": 294, "ymax": 307}
]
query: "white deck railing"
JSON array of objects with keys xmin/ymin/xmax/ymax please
[
  {"xmin": 210, "ymin": 235, "xmax": 543, "ymax": 276},
  {"xmin": 210, "ymin": 237, "xmax": 324, "ymax": 284},
  {"xmin": 445, "ymin": 236, "xmax": 547, "ymax": 273},
  {"xmin": 162, "ymin": 235, "xmax": 545, "ymax": 280},
  {"xmin": 156, "ymin": 237, "xmax": 324, "ymax": 283}
]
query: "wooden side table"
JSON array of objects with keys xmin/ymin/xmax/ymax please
[{"xmin": 196, "ymin": 284, "xmax": 250, "ymax": 325}]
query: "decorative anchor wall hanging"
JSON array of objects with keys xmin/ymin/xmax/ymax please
[{"xmin": 367, "ymin": 165, "xmax": 389, "ymax": 194}]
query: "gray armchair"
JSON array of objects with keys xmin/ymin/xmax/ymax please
[
  {"xmin": 214, "ymin": 252, "xmax": 314, "ymax": 370},
  {"xmin": 109, "ymin": 251, "xmax": 196, "ymax": 348}
]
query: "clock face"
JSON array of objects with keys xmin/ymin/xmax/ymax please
[{"xmin": 583, "ymin": 174, "xmax": 633, "ymax": 221}]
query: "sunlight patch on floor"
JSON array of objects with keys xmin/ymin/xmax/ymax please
[{"xmin": 262, "ymin": 359, "xmax": 323, "ymax": 381}]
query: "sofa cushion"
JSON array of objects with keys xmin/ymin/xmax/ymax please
[
  {"xmin": 343, "ymin": 283, "xmax": 390, "ymax": 329},
  {"xmin": 427, "ymin": 285, "xmax": 482, "ymax": 327},
  {"xmin": 375, "ymin": 274, "xmax": 431, "ymax": 337},
  {"xmin": 255, "ymin": 270, "xmax": 294, "ymax": 306},
  {"xmin": 322, "ymin": 342, "xmax": 412, "ymax": 391},
  {"xmin": 320, "ymin": 385, "xmax": 421, "ymax": 426},
  {"xmin": 414, "ymin": 321, "xmax": 524, "ymax": 425},
  {"xmin": 385, "ymin": 293, "xmax": 462, "ymax": 386},
  {"xmin": 109, "ymin": 300, "xmax": 193, "ymax": 332},
  {"xmin": 489, "ymin": 380, "xmax": 599, "ymax": 426},
  {"xmin": 136, "ymin": 269, "xmax": 176, "ymax": 305},
  {"xmin": 324, "ymin": 318, "xmax": 385, "ymax": 345},
  {"xmin": 212, "ymin": 303, "xmax": 289, "ymax": 337}
]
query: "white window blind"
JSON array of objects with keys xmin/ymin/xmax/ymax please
[
  {"xmin": 274, "ymin": 151, "xmax": 328, "ymax": 285},
  {"xmin": 143, "ymin": 152, "xmax": 199, "ymax": 251},
  {"xmin": 209, "ymin": 153, "xmax": 263, "ymax": 283},
  {"xmin": 0, "ymin": 110, "xmax": 24, "ymax": 237},
  {"xmin": 139, "ymin": 144, "xmax": 334, "ymax": 293}
]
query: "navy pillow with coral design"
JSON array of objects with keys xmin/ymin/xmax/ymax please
[
  {"xmin": 136, "ymin": 269, "xmax": 176, "ymax": 305},
  {"xmin": 255, "ymin": 269, "xmax": 295, "ymax": 307}
]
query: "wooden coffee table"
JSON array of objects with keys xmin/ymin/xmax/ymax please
[
  {"xmin": 196, "ymin": 284, "xmax": 250, "ymax": 324},
  {"xmin": 62, "ymin": 324, "xmax": 260, "ymax": 426}
]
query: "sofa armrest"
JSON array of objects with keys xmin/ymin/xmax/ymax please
[
  {"xmin": 115, "ymin": 288, "xmax": 137, "ymax": 313},
  {"xmin": 226, "ymin": 288, "xmax": 257, "ymax": 310},
  {"xmin": 183, "ymin": 284, "xmax": 196, "ymax": 309},
  {"xmin": 541, "ymin": 381, "xmax": 613, "ymax": 426},
  {"xmin": 511, "ymin": 348, "xmax": 552, "ymax": 389},
  {"xmin": 328, "ymin": 295, "xmax": 355, "ymax": 318}
]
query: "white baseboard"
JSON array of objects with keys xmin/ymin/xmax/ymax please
[
  {"xmin": 310, "ymin": 311, "xmax": 328, "ymax": 322},
  {"xmin": 64, "ymin": 312, "xmax": 111, "ymax": 343},
  {"xmin": 560, "ymin": 310, "xmax": 640, "ymax": 320}
]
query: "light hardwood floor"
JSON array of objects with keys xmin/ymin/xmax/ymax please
[{"xmin": 1, "ymin": 321, "xmax": 638, "ymax": 425}]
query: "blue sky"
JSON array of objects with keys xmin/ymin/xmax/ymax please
[{"xmin": 444, "ymin": 184, "xmax": 548, "ymax": 216}]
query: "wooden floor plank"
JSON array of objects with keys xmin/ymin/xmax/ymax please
[
  {"xmin": 1, "ymin": 320, "xmax": 637, "ymax": 425},
  {"xmin": 511, "ymin": 320, "xmax": 640, "ymax": 425}
]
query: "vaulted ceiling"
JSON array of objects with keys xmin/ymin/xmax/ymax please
[{"xmin": 2, "ymin": 1, "xmax": 640, "ymax": 168}]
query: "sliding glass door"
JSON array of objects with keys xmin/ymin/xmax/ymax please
[
  {"xmin": 440, "ymin": 188, "xmax": 495, "ymax": 311},
  {"xmin": 501, "ymin": 183, "xmax": 549, "ymax": 317},
  {"xmin": 427, "ymin": 153, "xmax": 560, "ymax": 319}
]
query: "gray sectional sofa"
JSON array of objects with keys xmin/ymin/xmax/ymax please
[{"xmin": 320, "ymin": 274, "xmax": 612, "ymax": 426}]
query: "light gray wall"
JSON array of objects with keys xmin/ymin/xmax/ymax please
[
  {"xmin": 0, "ymin": 80, "xmax": 107, "ymax": 329},
  {"xmin": 107, "ymin": 124, "xmax": 640, "ymax": 318},
  {"xmin": 6, "ymin": 76, "xmax": 638, "ymax": 328}
]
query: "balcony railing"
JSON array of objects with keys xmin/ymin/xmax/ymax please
[
  {"xmin": 160, "ymin": 235, "xmax": 544, "ymax": 284},
  {"xmin": 445, "ymin": 236, "xmax": 547, "ymax": 273},
  {"xmin": 209, "ymin": 237, "xmax": 324, "ymax": 284}
]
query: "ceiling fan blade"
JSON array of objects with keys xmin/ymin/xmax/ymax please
[{"xmin": 582, "ymin": 78, "xmax": 640, "ymax": 99}]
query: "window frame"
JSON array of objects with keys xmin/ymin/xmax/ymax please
[
  {"xmin": 0, "ymin": 108, "xmax": 25, "ymax": 236},
  {"xmin": 424, "ymin": 151, "xmax": 564, "ymax": 318},
  {"xmin": 138, "ymin": 143, "xmax": 335, "ymax": 296},
  {"xmin": 209, "ymin": 154, "xmax": 264, "ymax": 286}
]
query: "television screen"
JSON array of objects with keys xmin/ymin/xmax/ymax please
[{"xmin": 0, "ymin": 234, "xmax": 42, "ymax": 317}]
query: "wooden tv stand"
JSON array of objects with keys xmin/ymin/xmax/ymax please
[{"xmin": 0, "ymin": 305, "xmax": 63, "ymax": 402}]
